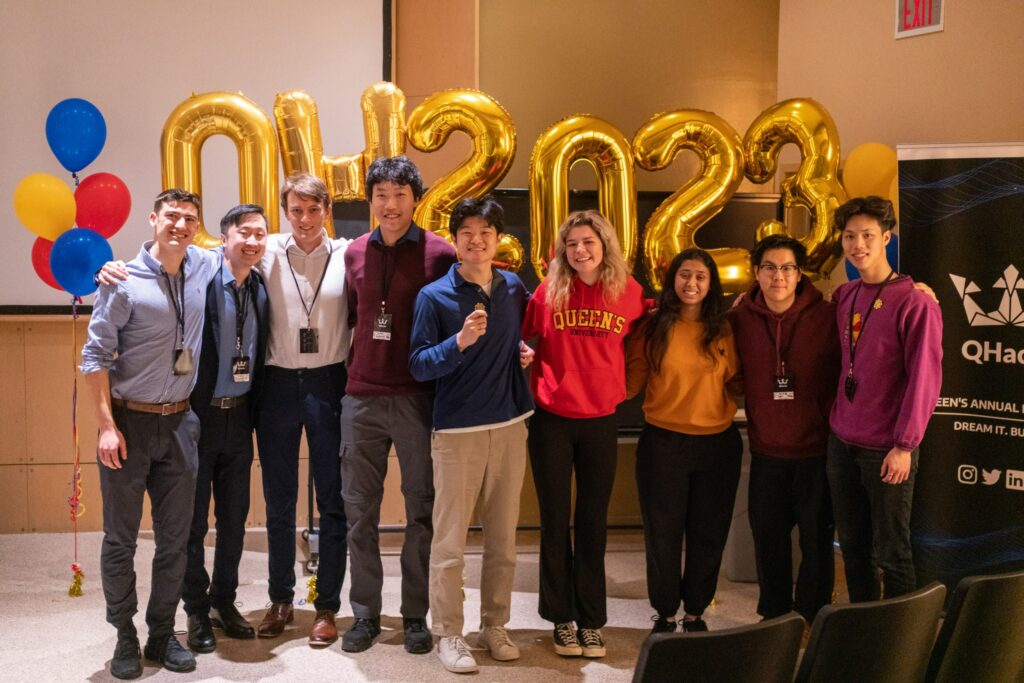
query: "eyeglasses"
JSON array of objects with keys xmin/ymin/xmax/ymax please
[{"xmin": 757, "ymin": 264, "xmax": 800, "ymax": 276}]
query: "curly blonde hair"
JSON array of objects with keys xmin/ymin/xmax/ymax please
[{"xmin": 544, "ymin": 210, "xmax": 629, "ymax": 311}]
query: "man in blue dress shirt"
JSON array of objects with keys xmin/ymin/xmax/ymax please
[
  {"xmin": 82, "ymin": 189, "xmax": 220, "ymax": 679},
  {"xmin": 182, "ymin": 204, "xmax": 270, "ymax": 653}
]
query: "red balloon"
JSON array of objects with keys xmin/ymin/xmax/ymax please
[
  {"xmin": 75, "ymin": 172, "xmax": 131, "ymax": 237},
  {"xmin": 31, "ymin": 237, "xmax": 63, "ymax": 291}
]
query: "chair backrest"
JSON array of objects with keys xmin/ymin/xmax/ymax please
[
  {"xmin": 926, "ymin": 569, "xmax": 1024, "ymax": 683},
  {"xmin": 795, "ymin": 582, "xmax": 946, "ymax": 683},
  {"xmin": 631, "ymin": 613, "xmax": 805, "ymax": 683}
]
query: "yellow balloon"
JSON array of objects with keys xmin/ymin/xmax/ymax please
[
  {"xmin": 161, "ymin": 92, "xmax": 280, "ymax": 247},
  {"xmin": 528, "ymin": 115, "xmax": 637, "ymax": 280},
  {"xmin": 743, "ymin": 98, "xmax": 847, "ymax": 278},
  {"xmin": 275, "ymin": 81, "xmax": 408, "ymax": 230},
  {"xmin": 842, "ymin": 142, "xmax": 897, "ymax": 199},
  {"xmin": 633, "ymin": 110, "xmax": 748, "ymax": 294},
  {"xmin": 13, "ymin": 173, "xmax": 76, "ymax": 240}
]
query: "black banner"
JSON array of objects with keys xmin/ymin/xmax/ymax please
[{"xmin": 899, "ymin": 145, "xmax": 1024, "ymax": 587}]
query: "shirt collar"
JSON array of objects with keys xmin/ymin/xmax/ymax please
[
  {"xmin": 369, "ymin": 223, "xmax": 421, "ymax": 246},
  {"xmin": 451, "ymin": 263, "xmax": 505, "ymax": 290},
  {"xmin": 221, "ymin": 260, "xmax": 253, "ymax": 289},
  {"xmin": 140, "ymin": 240, "xmax": 189, "ymax": 275},
  {"xmin": 284, "ymin": 230, "xmax": 331, "ymax": 256}
]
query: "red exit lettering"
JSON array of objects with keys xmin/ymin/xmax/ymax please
[{"xmin": 903, "ymin": 0, "xmax": 934, "ymax": 30}]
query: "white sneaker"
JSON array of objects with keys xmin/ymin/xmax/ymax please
[
  {"xmin": 478, "ymin": 626, "xmax": 520, "ymax": 661},
  {"xmin": 437, "ymin": 635, "xmax": 478, "ymax": 673}
]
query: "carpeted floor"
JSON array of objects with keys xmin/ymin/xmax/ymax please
[{"xmin": 0, "ymin": 529, "xmax": 763, "ymax": 682}]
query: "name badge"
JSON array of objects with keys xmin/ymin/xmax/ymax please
[
  {"xmin": 299, "ymin": 327, "xmax": 319, "ymax": 354},
  {"xmin": 232, "ymin": 356, "xmax": 251, "ymax": 383},
  {"xmin": 773, "ymin": 373, "xmax": 795, "ymax": 401},
  {"xmin": 173, "ymin": 347, "xmax": 195, "ymax": 376},
  {"xmin": 373, "ymin": 313, "xmax": 393, "ymax": 341}
]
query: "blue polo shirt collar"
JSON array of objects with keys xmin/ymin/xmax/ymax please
[{"xmin": 450, "ymin": 263, "xmax": 505, "ymax": 291}]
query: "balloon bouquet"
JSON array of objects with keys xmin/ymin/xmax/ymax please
[{"xmin": 11, "ymin": 98, "xmax": 131, "ymax": 597}]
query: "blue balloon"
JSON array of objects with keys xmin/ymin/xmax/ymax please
[
  {"xmin": 844, "ymin": 233, "xmax": 900, "ymax": 281},
  {"xmin": 45, "ymin": 98, "xmax": 107, "ymax": 173},
  {"xmin": 50, "ymin": 228, "xmax": 114, "ymax": 297}
]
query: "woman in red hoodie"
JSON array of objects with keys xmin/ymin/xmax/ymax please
[{"xmin": 521, "ymin": 210, "xmax": 647, "ymax": 659}]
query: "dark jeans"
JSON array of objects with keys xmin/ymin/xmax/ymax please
[
  {"xmin": 182, "ymin": 402, "xmax": 254, "ymax": 616},
  {"xmin": 826, "ymin": 434, "xmax": 918, "ymax": 602},
  {"xmin": 255, "ymin": 364, "xmax": 347, "ymax": 613},
  {"xmin": 635, "ymin": 422, "xmax": 742, "ymax": 618},
  {"xmin": 528, "ymin": 407, "xmax": 618, "ymax": 628},
  {"xmin": 341, "ymin": 393, "xmax": 434, "ymax": 619},
  {"xmin": 99, "ymin": 406, "xmax": 200, "ymax": 640},
  {"xmin": 748, "ymin": 453, "xmax": 834, "ymax": 621}
]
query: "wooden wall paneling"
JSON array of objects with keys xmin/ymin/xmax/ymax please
[
  {"xmin": 0, "ymin": 322, "xmax": 27, "ymax": 465},
  {"xmin": 607, "ymin": 442, "xmax": 640, "ymax": 526},
  {"xmin": 26, "ymin": 462, "xmax": 115, "ymax": 533},
  {"xmin": 0, "ymin": 465, "xmax": 29, "ymax": 533}
]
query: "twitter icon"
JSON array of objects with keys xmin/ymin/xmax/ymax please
[{"xmin": 981, "ymin": 469, "xmax": 1002, "ymax": 486}]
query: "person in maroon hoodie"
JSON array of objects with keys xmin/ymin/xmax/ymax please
[
  {"xmin": 729, "ymin": 234, "xmax": 839, "ymax": 624},
  {"xmin": 340, "ymin": 156, "xmax": 457, "ymax": 654}
]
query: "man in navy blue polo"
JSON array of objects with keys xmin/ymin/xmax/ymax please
[
  {"xmin": 182, "ymin": 204, "xmax": 270, "ymax": 653},
  {"xmin": 409, "ymin": 195, "xmax": 534, "ymax": 674}
]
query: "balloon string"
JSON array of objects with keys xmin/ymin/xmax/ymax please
[
  {"xmin": 71, "ymin": 172, "xmax": 80, "ymax": 188},
  {"xmin": 68, "ymin": 297, "xmax": 85, "ymax": 557}
]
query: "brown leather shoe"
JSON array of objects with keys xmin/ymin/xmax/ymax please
[
  {"xmin": 257, "ymin": 602, "xmax": 294, "ymax": 638},
  {"xmin": 309, "ymin": 610, "xmax": 338, "ymax": 647}
]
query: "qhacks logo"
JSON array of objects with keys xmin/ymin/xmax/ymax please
[
  {"xmin": 951, "ymin": 264, "xmax": 1024, "ymax": 365},
  {"xmin": 957, "ymin": 464, "xmax": 1024, "ymax": 492}
]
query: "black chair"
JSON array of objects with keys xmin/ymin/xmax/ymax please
[
  {"xmin": 795, "ymin": 582, "xmax": 946, "ymax": 683},
  {"xmin": 631, "ymin": 613, "xmax": 805, "ymax": 683},
  {"xmin": 926, "ymin": 569, "xmax": 1024, "ymax": 683}
]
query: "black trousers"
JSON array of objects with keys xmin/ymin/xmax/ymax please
[
  {"xmin": 528, "ymin": 407, "xmax": 618, "ymax": 628},
  {"xmin": 748, "ymin": 453, "xmax": 835, "ymax": 622},
  {"xmin": 255, "ymin": 363, "xmax": 347, "ymax": 613},
  {"xmin": 635, "ymin": 422, "xmax": 742, "ymax": 618},
  {"xmin": 99, "ymin": 406, "xmax": 200, "ymax": 640},
  {"xmin": 182, "ymin": 402, "xmax": 254, "ymax": 616}
]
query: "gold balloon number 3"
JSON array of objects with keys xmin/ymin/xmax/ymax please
[
  {"xmin": 632, "ymin": 110, "xmax": 747, "ymax": 294},
  {"xmin": 407, "ymin": 90, "xmax": 523, "ymax": 271}
]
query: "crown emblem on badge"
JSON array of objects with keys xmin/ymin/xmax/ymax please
[{"xmin": 949, "ymin": 265, "xmax": 1024, "ymax": 327}]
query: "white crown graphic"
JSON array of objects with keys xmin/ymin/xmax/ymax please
[{"xmin": 949, "ymin": 265, "xmax": 1024, "ymax": 327}]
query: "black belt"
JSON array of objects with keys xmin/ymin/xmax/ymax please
[{"xmin": 210, "ymin": 394, "xmax": 248, "ymax": 409}]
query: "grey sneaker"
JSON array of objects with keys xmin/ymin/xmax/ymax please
[
  {"xmin": 578, "ymin": 627, "xmax": 606, "ymax": 657},
  {"xmin": 437, "ymin": 635, "xmax": 478, "ymax": 673},
  {"xmin": 553, "ymin": 622, "xmax": 583, "ymax": 656},
  {"xmin": 478, "ymin": 626, "xmax": 520, "ymax": 661}
]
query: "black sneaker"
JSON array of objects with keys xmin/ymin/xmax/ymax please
[
  {"xmin": 650, "ymin": 615, "xmax": 677, "ymax": 634},
  {"xmin": 578, "ymin": 627, "xmax": 606, "ymax": 658},
  {"xmin": 110, "ymin": 629, "xmax": 142, "ymax": 680},
  {"xmin": 681, "ymin": 617, "xmax": 708, "ymax": 632},
  {"xmin": 143, "ymin": 634, "xmax": 197, "ymax": 673},
  {"xmin": 553, "ymin": 622, "xmax": 583, "ymax": 656},
  {"xmin": 402, "ymin": 617, "xmax": 432, "ymax": 654},
  {"xmin": 341, "ymin": 616, "xmax": 382, "ymax": 653}
]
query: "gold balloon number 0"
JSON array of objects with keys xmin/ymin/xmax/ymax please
[{"xmin": 407, "ymin": 89, "xmax": 523, "ymax": 271}]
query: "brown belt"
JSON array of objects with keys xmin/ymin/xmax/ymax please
[
  {"xmin": 210, "ymin": 394, "xmax": 248, "ymax": 409},
  {"xmin": 112, "ymin": 398, "xmax": 190, "ymax": 415}
]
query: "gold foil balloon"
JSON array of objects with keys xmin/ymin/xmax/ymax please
[
  {"xmin": 633, "ymin": 110, "xmax": 748, "ymax": 294},
  {"xmin": 842, "ymin": 142, "xmax": 897, "ymax": 199},
  {"xmin": 13, "ymin": 173, "xmax": 77, "ymax": 240},
  {"xmin": 161, "ymin": 92, "xmax": 279, "ymax": 247},
  {"xmin": 275, "ymin": 81, "xmax": 408, "ymax": 234},
  {"xmin": 529, "ymin": 115, "xmax": 637, "ymax": 280},
  {"xmin": 742, "ymin": 98, "xmax": 847, "ymax": 278},
  {"xmin": 407, "ymin": 89, "xmax": 521, "ymax": 270}
]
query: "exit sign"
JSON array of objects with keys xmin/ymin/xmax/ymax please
[{"xmin": 896, "ymin": 0, "xmax": 944, "ymax": 38}]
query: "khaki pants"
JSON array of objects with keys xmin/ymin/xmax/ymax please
[{"xmin": 429, "ymin": 420, "xmax": 528, "ymax": 637}]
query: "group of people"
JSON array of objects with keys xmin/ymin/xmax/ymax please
[{"xmin": 82, "ymin": 152, "xmax": 943, "ymax": 679}]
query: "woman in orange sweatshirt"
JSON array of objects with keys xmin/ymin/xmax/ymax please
[{"xmin": 626, "ymin": 248, "xmax": 742, "ymax": 634}]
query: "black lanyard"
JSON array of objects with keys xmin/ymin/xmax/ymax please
[
  {"xmin": 286, "ymin": 240, "xmax": 333, "ymax": 327},
  {"xmin": 379, "ymin": 244, "xmax": 397, "ymax": 315},
  {"xmin": 162, "ymin": 264, "xmax": 186, "ymax": 351},
  {"xmin": 229, "ymin": 278, "xmax": 251, "ymax": 353},
  {"xmin": 847, "ymin": 270, "xmax": 896, "ymax": 374},
  {"xmin": 761, "ymin": 306, "xmax": 805, "ymax": 376}
]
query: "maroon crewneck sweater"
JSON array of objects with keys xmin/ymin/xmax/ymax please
[{"xmin": 344, "ymin": 224, "xmax": 457, "ymax": 396}]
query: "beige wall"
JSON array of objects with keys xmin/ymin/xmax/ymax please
[
  {"xmin": 778, "ymin": 0, "xmax": 1024, "ymax": 152},
  {"xmin": 480, "ymin": 0, "xmax": 780, "ymax": 191}
]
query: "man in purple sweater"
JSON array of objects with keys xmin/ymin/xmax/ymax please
[
  {"xmin": 828, "ymin": 195, "xmax": 943, "ymax": 602},
  {"xmin": 340, "ymin": 156, "xmax": 458, "ymax": 654}
]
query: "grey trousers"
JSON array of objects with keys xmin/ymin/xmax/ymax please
[
  {"xmin": 98, "ymin": 406, "xmax": 200, "ymax": 639},
  {"xmin": 341, "ymin": 393, "xmax": 434, "ymax": 619}
]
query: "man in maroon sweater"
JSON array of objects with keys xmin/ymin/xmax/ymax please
[
  {"xmin": 729, "ymin": 234, "xmax": 839, "ymax": 624},
  {"xmin": 340, "ymin": 156, "xmax": 458, "ymax": 654}
]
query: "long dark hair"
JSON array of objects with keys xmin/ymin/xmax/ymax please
[{"xmin": 643, "ymin": 248, "xmax": 729, "ymax": 372}]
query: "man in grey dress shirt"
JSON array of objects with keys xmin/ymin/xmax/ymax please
[{"xmin": 82, "ymin": 189, "xmax": 220, "ymax": 679}]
